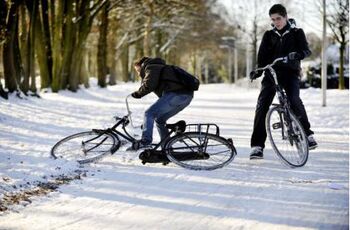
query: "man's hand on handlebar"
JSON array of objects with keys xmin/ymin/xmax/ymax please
[
  {"xmin": 131, "ymin": 91, "xmax": 142, "ymax": 99},
  {"xmin": 249, "ymin": 70, "xmax": 263, "ymax": 81},
  {"xmin": 287, "ymin": 52, "xmax": 302, "ymax": 61}
]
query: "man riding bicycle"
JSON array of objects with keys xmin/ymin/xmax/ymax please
[
  {"xmin": 249, "ymin": 4, "xmax": 317, "ymax": 160},
  {"xmin": 130, "ymin": 57, "xmax": 194, "ymax": 150}
]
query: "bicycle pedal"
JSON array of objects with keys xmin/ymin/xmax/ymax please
[{"xmin": 272, "ymin": 122, "xmax": 282, "ymax": 129}]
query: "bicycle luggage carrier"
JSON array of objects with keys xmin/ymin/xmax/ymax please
[{"xmin": 185, "ymin": 123, "xmax": 220, "ymax": 136}]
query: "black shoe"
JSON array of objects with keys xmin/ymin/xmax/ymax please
[
  {"xmin": 250, "ymin": 147, "xmax": 263, "ymax": 160},
  {"xmin": 308, "ymin": 135, "xmax": 318, "ymax": 150},
  {"xmin": 139, "ymin": 149, "xmax": 169, "ymax": 164}
]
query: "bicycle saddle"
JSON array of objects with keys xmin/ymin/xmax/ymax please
[{"xmin": 166, "ymin": 120, "xmax": 186, "ymax": 133}]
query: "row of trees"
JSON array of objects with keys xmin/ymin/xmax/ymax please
[
  {"xmin": 0, "ymin": 0, "xmax": 348, "ymax": 99},
  {"xmin": 0, "ymin": 0, "xmax": 236, "ymax": 97}
]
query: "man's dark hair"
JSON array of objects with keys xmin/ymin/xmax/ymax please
[
  {"xmin": 134, "ymin": 57, "xmax": 149, "ymax": 67},
  {"xmin": 269, "ymin": 4, "xmax": 287, "ymax": 17}
]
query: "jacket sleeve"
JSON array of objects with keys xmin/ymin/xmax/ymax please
[
  {"xmin": 296, "ymin": 28, "xmax": 312, "ymax": 59},
  {"xmin": 136, "ymin": 65, "xmax": 162, "ymax": 97},
  {"xmin": 257, "ymin": 31, "xmax": 271, "ymax": 68}
]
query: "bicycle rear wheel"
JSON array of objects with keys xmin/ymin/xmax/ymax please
[
  {"xmin": 164, "ymin": 132, "xmax": 236, "ymax": 170},
  {"xmin": 51, "ymin": 131, "xmax": 119, "ymax": 164},
  {"xmin": 266, "ymin": 106, "xmax": 309, "ymax": 167}
]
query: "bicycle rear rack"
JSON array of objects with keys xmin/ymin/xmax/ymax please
[{"xmin": 185, "ymin": 123, "xmax": 220, "ymax": 136}]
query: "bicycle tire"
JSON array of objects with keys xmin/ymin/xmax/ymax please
[
  {"xmin": 164, "ymin": 132, "xmax": 236, "ymax": 170},
  {"xmin": 266, "ymin": 106, "xmax": 309, "ymax": 167},
  {"xmin": 51, "ymin": 131, "xmax": 119, "ymax": 164}
]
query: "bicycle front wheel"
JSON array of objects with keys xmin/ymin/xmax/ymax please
[
  {"xmin": 164, "ymin": 132, "xmax": 236, "ymax": 170},
  {"xmin": 51, "ymin": 131, "xmax": 118, "ymax": 164},
  {"xmin": 266, "ymin": 106, "xmax": 309, "ymax": 167}
]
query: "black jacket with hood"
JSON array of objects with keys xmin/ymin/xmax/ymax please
[
  {"xmin": 257, "ymin": 21, "xmax": 311, "ymax": 77},
  {"xmin": 135, "ymin": 57, "xmax": 192, "ymax": 98}
]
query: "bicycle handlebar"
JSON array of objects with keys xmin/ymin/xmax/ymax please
[
  {"xmin": 254, "ymin": 56, "xmax": 288, "ymax": 72},
  {"xmin": 125, "ymin": 94, "xmax": 139, "ymax": 129},
  {"xmin": 125, "ymin": 94, "xmax": 132, "ymax": 116}
]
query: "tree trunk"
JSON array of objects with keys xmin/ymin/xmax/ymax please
[
  {"xmin": 69, "ymin": 48, "xmax": 83, "ymax": 91},
  {"xmin": 3, "ymin": 1, "xmax": 21, "ymax": 93},
  {"xmin": 0, "ymin": 0, "xmax": 7, "ymax": 43},
  {"xmin": 97, "ymin": 1, "xmax": 109, "ymax": 88},
  {"xmin": 19, "ymin": 4, "xmax": 29, "ymax": 93},
  {"xmin": 69, "ymin": 0, "xmax": 108, "ymax": 91},
  {"xmin": 39, "ymin": 0, "xmax": 53, "ymax": 88},
  {"xmin": 108, "ymin": 32, "xmax": 117, "ymax": 85},
  {"xmin": 338, "ymin": 44, "xmax": 345, "ymax": 90},
  {"xmin": 155, "ymin": 29, "xmax": 162, "ymax": 57},
  {"xmin": 108, "ymin": 28, "xmax": 117, "ymax": 85},
  {"xmin": 29, "ymin": 0, "xmax": 38, "ymax": 93},
  {"xmin": 80, "ymin": 49, "xmax": 89, "ymax": 88},
  {"xmin": 121, "ymin": 44, "xmax": 129, "ymax": 82},
  {"xmin": 109, "ymin": 57, "xmax": 117, "ymax": 85},
  {"xmin": 60, "ymin": 0, "xmax": 75, "ymax": 89},
  {"xmin": 143, "ymin": 1, "xmax": 153, "ymax": 57},
  {"xmin": 19, "ymin": 0, "xmax": 37, "ymax": 94},
  {"xmin": 34, "ymin": 9, "xmax": 51, "ymax": 89},
  {"xmin": 51, "ymin": 0, "xmax": 63, "ymax": 92}
]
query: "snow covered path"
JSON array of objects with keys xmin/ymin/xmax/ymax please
[{"xmin": 0, "ymin": 82, "xmax": 348, "ymax": 229}]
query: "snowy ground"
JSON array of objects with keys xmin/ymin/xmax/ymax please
[{"xmin": 0, "ymin": 80, "xmax": 348, "ymax": 229}]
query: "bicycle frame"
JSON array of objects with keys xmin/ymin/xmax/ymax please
[
  {"xmin": 51, "ymin": 93, "xmax": 237, "ymax": 169},
  {"xmin": 82, "ymin": 94, "xmax": 228, "ymax": 156},
  {"xmin": 255, "ymin": 57, "xmax": 297, "ymax": 144},
  {"xmin": 81, "ymin": 95, "xmax": 139, "ymax": 152}
]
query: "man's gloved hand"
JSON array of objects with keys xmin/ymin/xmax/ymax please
[
  {"xmin": 131, "ymin": 91, "xmax": 142, "ymax": 99},
  {"xmin": 249, "ymin": 70, "xmax": 263, "ymax": 80},
  {"xmin": 288, "ymin": 52, "xmax": 302, "ymax": 61}
]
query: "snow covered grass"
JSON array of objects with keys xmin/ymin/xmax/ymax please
[{"xmin": 0, "ymin": 80, "xmax": 348, "ymax": 229}]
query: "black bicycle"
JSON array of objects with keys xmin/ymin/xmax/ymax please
[
  {"xmin": 51, "ymin": 95, "xmax": 237, "ymax": 170},
  {"xmin": 252, "ymin": 57, "xmax": 309, "ymax": 167}
]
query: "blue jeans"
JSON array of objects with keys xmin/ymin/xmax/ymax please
[{"xmin": 141, "ymin": 92, "xmax": 193, "ymax": 144}]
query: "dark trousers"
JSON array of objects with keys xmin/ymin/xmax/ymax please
[{"xmin": 250, "ymin": 74, "xmax": 314, "ymax": 148}]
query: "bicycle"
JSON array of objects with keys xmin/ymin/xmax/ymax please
[
  {"xmin": 251, "ymin": 56, "xmax": 309, "ymax": 167},
  {"xmin": 51, "ymin": 95, "xmax": 237, "ymax": 170}
]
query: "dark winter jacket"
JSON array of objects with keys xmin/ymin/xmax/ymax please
[
  {"xmin": 135, "ymin": 57, "xmax": 193, "ymax": 98},
  {"xmin": 257, "ymin": 23, "xmax": 311, "ymax": 76}
]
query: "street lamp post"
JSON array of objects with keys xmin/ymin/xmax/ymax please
[{"xmin": 321, "ymin": 0, "xmax": 327, "ymax": 107}]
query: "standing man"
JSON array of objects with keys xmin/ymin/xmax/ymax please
[
  {"xmin": 131, "ymin": 57, "xmax": 193, "ymax": 149},
  {"xmin": 249, "ymin": 4, "xmax": 317, "ymax": 159}
]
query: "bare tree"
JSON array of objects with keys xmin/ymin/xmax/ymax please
[
  {"xmin": 2, "ymin": 0, "xmax": 23, "ymax": 94},
  {"xmin": 326, "ymin": 0, "xmax": 349, "ymax": 89}
]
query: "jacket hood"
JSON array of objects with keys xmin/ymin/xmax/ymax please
[
  {"xmin": 142, "ymin": 57, "xmax": 166, "ymax": 68},
  {"xmin": 140, "ymin": 57, "xmax": 166, "ymax": 78}
]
